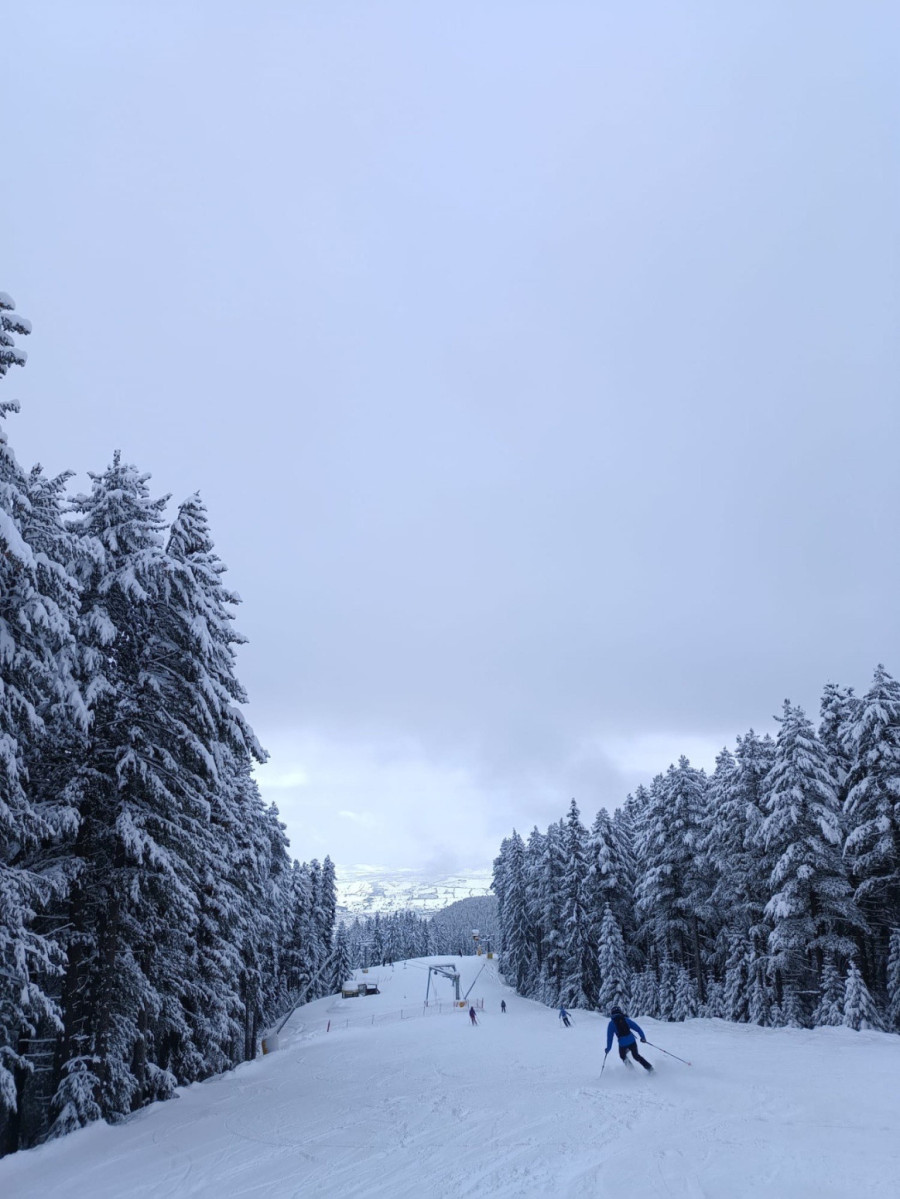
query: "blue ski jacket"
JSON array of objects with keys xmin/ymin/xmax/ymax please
[{"xmin": 605, "ymin": 1016, "xmax": 645, "ymax": 1052}]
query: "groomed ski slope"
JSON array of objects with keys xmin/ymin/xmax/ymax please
[{"xmin": 3, "ymin": 955, "xmax": 898, "ymax": 1199}]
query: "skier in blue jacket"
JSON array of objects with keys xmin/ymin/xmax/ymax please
[{"xmin": 605, "ymin": 1006, "xmax": 653, "ymax": 1071}]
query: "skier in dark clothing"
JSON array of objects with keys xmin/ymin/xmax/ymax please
[
  {"xmin": 500, "ymin": 1000, "xmax": 507, "ymax": 1013},
  {"xmin": 558, "ymin": 1006, "xmax": 571, "ymax": 1028},
  {"xmin": 469, "ymin": 1006, "xmax": 478, "ymax": 1026},
  {"xmin": 605, "ymin": 1007, "xmax": 653, "ymax": 1071}
]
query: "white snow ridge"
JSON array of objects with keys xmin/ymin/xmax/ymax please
[{"xmin": 2, "ymin": 955, "xmax": 898, "ymax": 1198}]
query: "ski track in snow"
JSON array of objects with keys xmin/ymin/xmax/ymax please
[{"xmin": 2, "ymin": 956, "xmax": 899, "ymax": 1198}]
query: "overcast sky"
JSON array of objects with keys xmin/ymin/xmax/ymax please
[{"xmin": 4, "ymin": 2, "xmax": 899, "ymax": 872}]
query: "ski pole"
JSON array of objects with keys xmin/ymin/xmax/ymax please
[
  {"xmin": 600, "ymin": 1051, "xmax": 608, "ymax": 1079},
  {"xmin": 644, "ymin": 1040, "xmax": 691, "ymax": 1066}
]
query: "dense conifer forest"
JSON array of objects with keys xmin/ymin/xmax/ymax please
[
  {"xmin": 339, "ymin": 895, "xmax": 499, "ymax": 967},
  {"xmin": 492, "ymin": 687, "xmax": 900, "ymax": 1032},
  {"xmin": 0, "ymin": 293, "xmax": 337, "ymax": 1154}
]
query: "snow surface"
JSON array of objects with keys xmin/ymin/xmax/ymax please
[
  {"xmin": 335, "ymin": 864, "xmax": 492, "ymax": 917},
  {"xmin": 3, "ymin": 955, "xmax": 899, "ymax": 1198}
]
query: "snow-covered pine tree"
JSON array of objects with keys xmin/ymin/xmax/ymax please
[
  {"xmin": 812, "ymin": 956, "xmax": 844, "ymax": 1027},
  {"xmin": 151, "ymin": 491, "xmax": 270, "ymax": 1083},
  {"xmin": 367, "ymin": 911, "xmax": 383, "ymax": 964},
  {"xmin": 281, "ymin": 860, "xmax": 315, "ymax": 1003},
  {"xmin": 398, "ymin": 913, "xmax": 413, "ymax": 960},
  {"xmin": 595, "ymin": 903, "xmax": 630, "ymax": 1013},
  {"xmin": 843, "ymin": 666, "xmax": 900, "ymax": 971},
  {"xmin": 313, "ymin": 858, "xmax": 337, "ymax": 985},
  {"xmin": 401, "ymin": 912, "xmax": 419, "ymax": 959},
  {"xmin": 0, "ymin": 303, "xmax": 86, "ymax": 1153},
  {"xmin": 408, "ymin": 911, "xmax": 430, "ymax": 960},
  {"xmin": 18, "ymin": 460, "xmax": 87, "ymax": 795},
  {"xmin": 842, "ymin": 959, "xmax": 882, "ymax": 1031},
  {"xmin": 419, "ymin": 915, "xmax": 433, "ymax": 958},
  {"xmin": 50, "ymin": 454, "xmax": 189, "ymax": 1128},
  {"xmin": 819, "ymin": 682, "xmax": 859, "ymax": 799},
  {"xmin": 671, "ymin": 966, "xmax": 698, "ymax": 1021},
  {"xmin": 492, "ymin": 836, "xmax": 510, "ymax": 911},
  {"xmin": 239, "ymin": 793, "xmax": 293, "ymax": 1059},
  {"xmin": 0, "ymin": 292, "xmax": 30, "ymax": 378},
  {"xmin": 493, "ymin": 830, "xmax": 530, "ymax": 992},
  {"xmin": 734, "ymin": 731, "xmax": 778, "ymax": 995},
  {"xmin": 585, "ymin": 806, "xmax": 636, "ymax": 981},
  {"xmin": 746, "ymin": 943, "xmax": 776, "ymax": 1027},
  {"xmin": 702, "ymin": 747, "xmax": 740, "ymax": 988},
  {"xmin": 657, "ymin": 955, "xmax": 676, "ymax": 1020},
  {"xmin": 613, "ymin": 792, "xmax": 640, "ymax": 869},
  {"xmin": 629, "ymin": 965, "xmax": 660, "ymax": 1019},
  {"xmin": 702, "ymin": 978, "xmax": 724, "ymax": 1019},
  {"xmin": 382, "ymin": 904, "xmax": 401, "ymax": 965},
  {"xmin": 169, "ymin": 759, "xmax": 276, "ymax": 1086},
  {"xmin": 410, "ymin": 912, "xmax": 426, "ymax": 959},
  {"xmin": 537, "ymin": 820, "xmax": 568, "ymax": 1006},
  {"xmin": 6, "ymin": 463, "xmax": 89, "ymax": 1150},
  {"xmin": 632, "ymin": 775, "xmax": 663, "ymax": 967},
  {"xmin": 635, "ymin": 758, "xmax": 710, "ymax": 997},
  {"xmin": 779, "ymin": 983, "xmax": 807, "ymax": 1028},
  {"xmin": 330, "ymin": 924, "xmax": 353, "ymax": 994},
  {"xmin": 306, "ymin": 861, "xmax": 327, "ymax": 976},
  {"xmin": 381, "ymin": 913, "xmax": 403, "ymax": 963},
  {"xmin": 558, "ymin": 801, "xmax": 591, "ymax": 1010},
  {"xmin": 763, "ymin": 701, "xmax": 864, "ymax": 1018},
  {"xmin": 703, "ymin": 733, "xmax": 774, "ymax": 993},
  {"xmin": 346, "ymin": 918, "xmax": 363, "ymax": 969},
  {"xmin": 722, "ymin": 932, "xmax": 750, "ymax": 1023},
  {"xmin": 521, "ymin": 826, "xmax": 546, "ymax": 997}
]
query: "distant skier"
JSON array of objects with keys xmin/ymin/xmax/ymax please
[
  {"xmin": 605, "ymin": 1006, "xmax": 653, "ymax": 1071},
  {"xmin": 558, "ymin": 1006, "xmax": 571, "ymax": 1028},
  {"xmin": 469, "ymin": 1006, "xmax": 478, "ymax": 1026},
  {"xmin": 500, "ymin": 1000, "xmax": 507, "ymax": 1013}
]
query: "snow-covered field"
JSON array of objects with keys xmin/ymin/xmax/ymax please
[
  {"xmin": 3, "ymin": 956, "xmax": 898, "ymax": 1198},
  {"xmin": 335, "ymin": 865, "xmax": 493, "ymax": 917}
]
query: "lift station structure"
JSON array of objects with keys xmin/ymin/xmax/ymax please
[{"xmin": 424, "ymin": 963, "xmax": 461, "ymax": 1005}]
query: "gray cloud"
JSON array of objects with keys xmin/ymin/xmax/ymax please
[{"xmin": 4, "ymin": 2, "xmax": 898, "ymax": 867}]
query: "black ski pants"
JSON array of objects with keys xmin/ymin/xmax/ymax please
[{"xmin": 619, "ymin": 1041, "xmax": 652, "ymax": 1070}]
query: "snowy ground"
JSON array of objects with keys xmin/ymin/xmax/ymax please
[
  {"xmin": 3, "ymin": 956, "xmax": 899, "ymax": 1198},
  {"xmin": 334, "ymin": 864, "xmax": 492, "ymax": 916}
]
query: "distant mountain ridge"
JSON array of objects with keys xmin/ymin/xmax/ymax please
[{"xmin": 335, "ymin": 864, "xmax": 493, "ymax": 918}]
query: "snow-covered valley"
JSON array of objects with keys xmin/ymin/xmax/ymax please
[
  {"xmin": 335, "ymin": 865, "xmax": 493, "ymax": 917},
  {"xmin": 2, "ymin": 955, "xmax": 897, "ymax": 1198}
]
